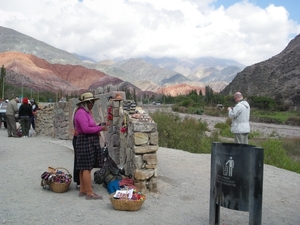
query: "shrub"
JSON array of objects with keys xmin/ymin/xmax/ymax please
[
  {"xmin": 261, "ymin": 139, "xmax": 300, "ymax": 173},
  {"xmin": 178, "ymin": 106, "xmax": 187, "ymax": 113},
  {"xmin": 171, "ymin": 104, "xmax": 179, "ymax": 112},
  {"xmin": 214, "ymin": 122, "xmax": 233, "ymax": 138},
  {"xmin": 286, "ymin": 116, "xmax": 300, "ymax": 126},
  {"xmin": 150, "ymin": 111, "xmax": 219, "ymax": 153},
  {"xmin": 187, "ymin": 107, "xmax": 203, "ymax": 115},
  {"xmin": 282, "ymin": 138, "xmax": 300, "ymax": 163}
]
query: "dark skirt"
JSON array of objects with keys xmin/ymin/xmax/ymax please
[
  {"xmin": 75, "ymin": 134, "xmax": 102, "ymax": 170},
  {"xmin": 72, "ymin": 135, "xmax": 80, "ymax": 184}
]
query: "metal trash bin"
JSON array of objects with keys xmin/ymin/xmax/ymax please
[{"xmin": 209, "ymin": 142, "xmax": 264, "ymax": 225}]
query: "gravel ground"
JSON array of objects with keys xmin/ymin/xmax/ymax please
[{"xmin": 0, "ymin": 119, "xmax": 300, "ymax": 225}]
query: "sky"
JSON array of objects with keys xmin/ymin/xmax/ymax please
[{"xmin": 0, "ymin": 0, "xmax": 300, "ymax": 66}]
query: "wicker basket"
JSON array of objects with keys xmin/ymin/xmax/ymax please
[
  {"xmin": 109, "ymin": 193, "xmax": 146, "ymax": 211},
  {"xmin": 48, "ymin": 167, "xmax": 72, "ymax": 193}
]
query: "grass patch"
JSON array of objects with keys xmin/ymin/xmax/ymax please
[
  {"xmin": 260, "ymin": 139, "xmax": 300, "ymax": 173},
  {"xmin": 214, "ymin": 118, "xmax": 261, "ymax": 140},
  {"xmin": 214, "ymin": 122, "xmax": 233, "ymax": 138},
  {"xmin": 150, "ymin": 111, "xmax": 220, "ymax": 153},
  {"xmin": 251, "ymin": 110, "xmax": 300, "ymax": 124},
  {"xmin": 282, "ymin": 138, "xmax": 300, "ymax": 163}
]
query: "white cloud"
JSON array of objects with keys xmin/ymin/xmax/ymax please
[{"xmin": 0, "ymin": 0, "xmax": 299, "ymax": 65}]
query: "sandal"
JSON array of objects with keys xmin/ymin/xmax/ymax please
[
  {"xmin": 78, "ymin": 192, "xmax": 86, "ymax": 197},
  {"xmin": 86, "ymin": 193, "xmax": 103, "ymax": 200}
]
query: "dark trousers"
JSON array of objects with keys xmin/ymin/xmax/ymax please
[
  {"xmin": 31, "ymin": 116, "xmax": 35, "ymax": 130},
  {"xmin": 72, "ymin": 135, "xmax": 80, "ymax": 185},
  {"xmin": 20, "ymin": 116, "xmax": 31, "ymax": 136}
]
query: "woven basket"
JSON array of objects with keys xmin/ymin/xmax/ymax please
[
  {"xmin": 109, "ymin": 193, "xmax": 146, "ymax": 211},
  {"xmin": 48, "ymin": 167, "xmax": 72, "ymax": 193}
]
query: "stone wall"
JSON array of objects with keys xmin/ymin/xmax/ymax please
[
  {"xmin": 35, "ymin": 103, "xmax": 55, "ymax": 137},
  {"xmin": 35, "ymin": 91, "xmax": 158, "ymax": 193},
  {"xmin": 107, "ymin": 97, "xmax": 158, "ymax": 193}
]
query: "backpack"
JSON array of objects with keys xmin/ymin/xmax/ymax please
[{"xmin": 94, "ymin": 143, "xmax": 122, "ymax": 185}]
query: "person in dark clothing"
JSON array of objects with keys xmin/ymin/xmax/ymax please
[
  {"xmin": 30, "ymin": 99, "xmax": 40, "ymax": 131},
  {"xmin": 73, "ymin": 135, "xmax": 80, "ymax": 189},
  {"xmin": 72, "ymin": 107, "xmax": 80, "ymax": 190},
  {"xmin": 19, "ymin": 98, "xmax": 33, "ymax": 138}
]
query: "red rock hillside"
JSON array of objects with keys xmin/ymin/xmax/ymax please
[{"xmin": 0, "ymin": 52, "xmax": 108, "ymax": 94}]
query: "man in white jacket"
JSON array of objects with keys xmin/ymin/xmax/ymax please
[{"xmin": 227, "ymin": 92, "xmax": 250, "ymax": 144}]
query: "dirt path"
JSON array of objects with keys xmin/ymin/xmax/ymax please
[{"xmin": 0, "ymin": 128, "xmax": 300, "ymax": 225}]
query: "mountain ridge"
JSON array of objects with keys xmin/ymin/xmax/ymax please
[
  {"xmin": 221, "ymin": 34, "xmax": 300, "ymax": 106},
  {"xmin": 2, "ymin": 25, "xmax": 298, "ymax": 105},
  {"xmin": 0, "ymin": 26, "xmax": 244, "ymax": 96}
]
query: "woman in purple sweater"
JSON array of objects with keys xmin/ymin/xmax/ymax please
[{"xmin": 74, "ymin": 92, "xmax": 107, "ymax": 200}]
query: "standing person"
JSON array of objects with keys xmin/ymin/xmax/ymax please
[
  {"xmin": 227, "ymin": 92, "xmax": 250, "ymax": 144},
  {"xmin": 72, "ymin": 106, "xmax": 96, "ymax": 190},
  {"xmin": 72, "ymin": 107, "xmax": 80, "ymax": 190},
  {"xmin": 30, "ymin": 99, "xmax": 39, "ymax": 131},
  {"xmin": 6, "ymin": 97, "xmax": 20, "ymax": 137},
  {"xmin": 74, "ymin": 92, "xmax": 107, "ymax": 200},
  {"xmin": 18, "ymin": 98, "xmax": 33, "ymax": 138}
]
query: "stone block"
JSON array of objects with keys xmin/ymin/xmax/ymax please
[
  {"xmin": 132, "ymin": 122, "xmax": 157, "ymax": 132},
  {"xmin": 134, "ymin": 132, "xmax": 149, "ymax": 145},
  {"xmin": 148, "ymin": 177, "xmax": 157, "ymax": 193},
  {"xmin": 119, "ymin": 147, "xmax": 126, "ymax": 166},
  {"xmin": 134, "ymin": 145, "xmax": 159, "ymax": 154},
  {"xmin": 153, "ymin": 168, "xmax": 158, "ymax": 177},
  {"xmin": 133, "ymin": 154, "xmax": 143, "ymax": 169},
  {"xmin": 134, "ymin": 180, "xmax": 148, "ymax": 194},
  {"xmin": 112, "ymin": 133, "xmax": 120, "ymax": 147},
  {"xmin": 112, "ymin": 116, "xmax": 120, "ymax": 126},
  {"xmin": 134, "ymin": 169, "xmax": 154, "ymax": 180},
  {"xmin": 149, "ymin": 131, "xmax": 159, "ymax": 145},
  {"xmin": 143, "ymin": 153, "xmax": 157, "ymax": 165},
  {"xmin": 113, "ymin": 107, "xmax": 120, "ymax": 117},
  {"xmin": 126, "ymin": 161, "xmax": 135, "ymax": 177},
  {"xmin": 145, "ymin": 164, "xmax": 156, "ymax": 169},
  {"xmin": 112, "ymin": 100, "xmax": 122, "ymax": 108}
]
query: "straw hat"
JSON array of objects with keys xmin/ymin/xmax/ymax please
[{"xmin": 77, "ymin": 92, "xmax": 99, "ymax": 105}]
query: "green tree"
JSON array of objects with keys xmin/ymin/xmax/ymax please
[{"xmin": 204, "ymin": 85, "xmax": 214, "ymax": 105}]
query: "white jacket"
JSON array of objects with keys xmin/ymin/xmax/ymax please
[{"xmin": 228, "ymin": 100, "xmax": 250, "ymax": 134}]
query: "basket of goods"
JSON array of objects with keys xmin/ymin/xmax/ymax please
[
  {"xmin": 109, "ymin": 189, "xmax": 146, "ymax": 211},
  {"xmin": 41, "ymin": 167, "xmax": 72, "ymax": 193}
]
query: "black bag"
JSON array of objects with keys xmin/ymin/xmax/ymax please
[{"xmin": 94, "ymin": 142, "xmax": 122, "ymax": 185}]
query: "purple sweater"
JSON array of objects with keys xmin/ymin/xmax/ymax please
[{"xmin": 74, "ymin": 108, "xmax": 101, "ymax": 135}]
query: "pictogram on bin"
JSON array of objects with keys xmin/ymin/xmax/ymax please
[{"xmin": 209, "ymin": 142, "xmax": 264, "ymax": 225}]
